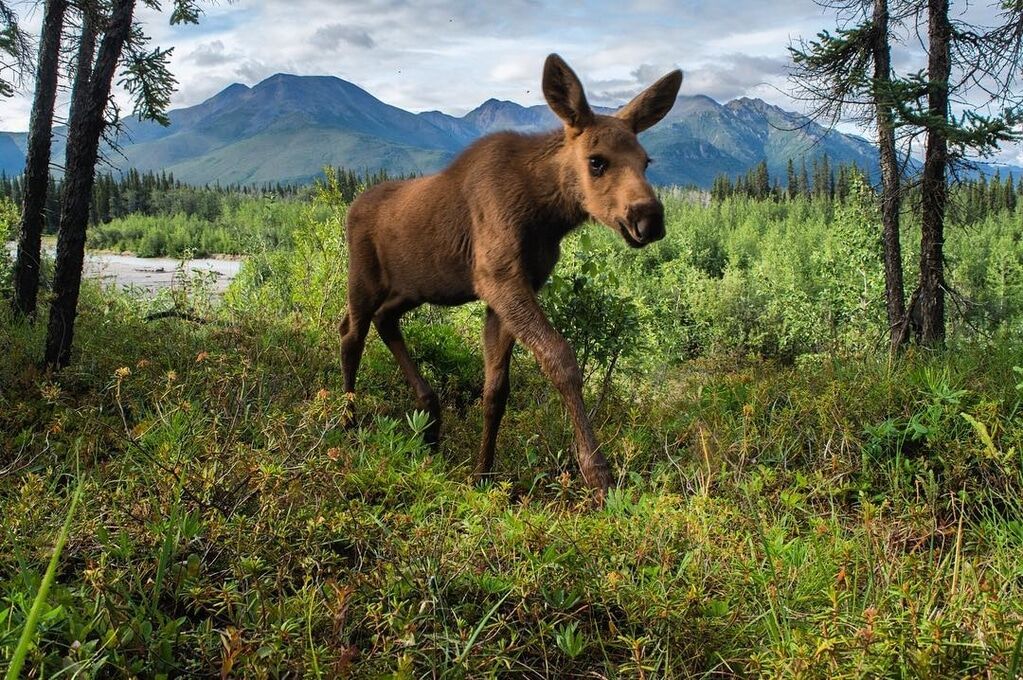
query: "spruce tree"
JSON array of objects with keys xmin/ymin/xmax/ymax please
[{"xmin": 10, "ymin": 0, "xmax": 67, "ymax": 317}]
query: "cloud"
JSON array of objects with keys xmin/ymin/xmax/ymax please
[
  {"xmin": 631, "ymin": 63, "xmax": 679, "ymax": 84},
  {"xmin": 310, "ymin": 24, "xmax": 376, "ymax": 50},
  {"xmin": 588, "ymin": 62, "xmax": 682, "ymax": 105},
  {"xmin": 185, "ymin": 40, "xmax": 240, "ymax": 67},
  {"xmin": 684, "ymin": 53, "xmax": 789, "ymax": 102},
  {"xmin": 0, "ymin": 0, "xmax": 1018, "ymax": 164},
  {"xmin": 234, "ymin": 59, "xmax": 272, "ymax": 84}
]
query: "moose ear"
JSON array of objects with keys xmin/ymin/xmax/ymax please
[
  {"xmin": 542, "ymin": 54, "xmax": 594, "ymax": 132},
  {"xmin": 616, "ymin": 69, "xmax": 683, "ymax": 133}
]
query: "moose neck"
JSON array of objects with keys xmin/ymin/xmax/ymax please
[{"xmin": 524, "ymin": 129, "xmax": 589, "ymax": 239}]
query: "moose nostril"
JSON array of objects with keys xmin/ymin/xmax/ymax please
[
  {"xmin": 636, "ymin": 209, "xmax": 664, "ymax": 240},
  {"xmin": 636, "ymin": 216, "xmax": 653, "ymax": 239},
  {"xmin": 625, "ymin": 200, "xmax": 665, "ymax": 243}
]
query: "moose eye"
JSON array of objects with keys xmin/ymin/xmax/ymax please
[
  {"xmin": 645, "ymin": 157, "xmax": 653, "ymax": 170},
  {"xmin": 588, "ymin": 156, "xmax": 608, "ymax": 177}
]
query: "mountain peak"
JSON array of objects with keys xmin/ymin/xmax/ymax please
[
  {"xmin": 462, "ymin": 97, "xmax": 556, "ymax": 134},
  {"xmin": 258, "ymin": 72, "xmax": 303, "ymax": 84},
  {"xmin": 470, "ymin": 98, "xmax": 529, "ymax": 115},
  {"xmin": 725, "ymin": 97, "xmax": 788, "ymax": 117},
  {"xmin": 251, "ymin": 73, "xmax": 367, "ymax": 94},
  {"xmin": 221, "ymin": 82, "xmax": 250, "ymax": 95},
  {"xmin": 480, "ymin": 97, "xmax": 520, "ymax": 107}
]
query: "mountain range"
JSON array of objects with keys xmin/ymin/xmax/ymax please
[{"xmin": 0, "ymin": 72, "xmax": 1017, "ymax": 187}]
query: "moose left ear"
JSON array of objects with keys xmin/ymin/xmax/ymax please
[
  {"xmin": 543, "ymin": 53, "xmax": 595, "ymax": 132},
  {"xmin": 616, "ymin": 69, "xmax": 683, "ymax": 133}
]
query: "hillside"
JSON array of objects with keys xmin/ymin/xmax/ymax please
[{"xmin": 0, "ymin": 72, "xmax": 1012, "ymax": 186}]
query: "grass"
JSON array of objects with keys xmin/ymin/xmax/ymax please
[
  {"xmin": 1, "ymin": 278, "xmax": 1022, "ymax": 677},
  {"xmin": 4, "ymin": 471, "xmax": 82, "ymax": 680}
]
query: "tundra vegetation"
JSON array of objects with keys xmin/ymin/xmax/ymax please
[{"xmin": 2, "ymin": 163, "xmax": 1023, "ymax": 676}]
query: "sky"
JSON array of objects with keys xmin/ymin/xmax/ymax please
[{"xmin": 2, "ymin": 0, "xmax": 1021, "ymax": 165}]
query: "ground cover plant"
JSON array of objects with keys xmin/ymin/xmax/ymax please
[{"xmin": 2, "ymin": 175, "xmax": 1023, "ymax": 677}]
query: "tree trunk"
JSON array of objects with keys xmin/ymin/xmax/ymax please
[
  {"xmin": 10, "ymin": 0, "xmax": 68, "ymax": 318},
  {"xmin": 919, "ymin": 0, "xmax": 950, "ymax": 346},
  {"xmin": 44, "ymin": 0, "xmax": 135, "ymax": 369},
  {"xmin": 871, "ymin": 0, "xmax": 908, "ymax": 352}
]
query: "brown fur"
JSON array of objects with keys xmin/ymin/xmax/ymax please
[{"xmin": 341, "ymin": 54, "xmax": 683, "ymax": 500}]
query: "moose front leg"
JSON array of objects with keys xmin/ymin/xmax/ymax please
[{"xmin": 483, "ymin": 281, "xmax": 613, "ymax": 500}]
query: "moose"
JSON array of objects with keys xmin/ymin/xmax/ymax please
[{"xmin": 341, "ymin": 54, "xmax": 683, "ymax": 500}]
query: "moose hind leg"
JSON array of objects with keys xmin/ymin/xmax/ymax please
[
  {"xmin": 476, "ymin": 307, "xmax": 515, "ymax": 481},
  {"xmin": 374, "ymin": 307, "xmax": 442, "ymax": 448},
  {"xmin": 341, "ymin": 293, "xmax": 379, "ymax": 396}
]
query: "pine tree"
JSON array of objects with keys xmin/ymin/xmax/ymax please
[
  {"xmin": 789, "ymin": 0, "xmax": 910, "ymax": 351},
  {"xmin": 754, "ymin": 160, "xmax": 770, "ymax": 199},
  {"xmin": 887, "ymin": 0, "xmax": 1023, "ymax": 345},
  {"xmin": 9, "ymin": 0, "xmax": 67, "ymax": 314},
  {"xmin": 45, "ymin": 0, "xmax": 203, "ymax": 368},
  {"xmin": 786, "ymin": 158, "xmax": 797, "ymax": 200},
  {"xmin": 0, "ymin": 1, "xmax": 31, "ymax": 99}
]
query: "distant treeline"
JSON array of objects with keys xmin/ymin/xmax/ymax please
[
  {"xmin": 710, "ymin": 155, "xmax": 1023, "ymax": 220},
  {"xmin": 0, "ymin": 166, "xmax": 413, "ymax": 235},
  {"xmin": 711, "ymin": 157, "xmax": 869, "ymax": 202},
  {"xmin": 4, "ymin": 159, "xmax": 1019, "ymax": 255}
]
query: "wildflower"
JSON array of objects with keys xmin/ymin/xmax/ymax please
[
  {"xmin": 316, "ymin": 388, "xmax": 330, "ymax": 401},
  {"xmin": 195, "ymin": 351, "xmax": 209, "ymax": 363},
  {"xmin": 115, "ymin": 366, "xmax": 131, "ymax": 379},
  {"xmin": 136, "ymin": 358, "xmax": 151, "ymax": 369},
  {"xmin": 166, "ymin": 370, "xmax": 178, "ymax": 383},
  {"xmin": 39, "ymin": 382, "xmax": 61, "ymax": 403},
  {"xmin": 327, "ymin": 447, "xmax": 341, "ymax": 461}
]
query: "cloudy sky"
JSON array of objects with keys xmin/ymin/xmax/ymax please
[{"xmin": 3, "ymin": 0, "xmax": 1021, "ymax": 164}]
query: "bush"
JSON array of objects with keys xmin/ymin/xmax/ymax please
[
  {"xmin": 86, "ymin": 195, "xmax": 311, "ymax": 257},
  {"xmin": 0, "ymin": 197, "xmax": 18, "ymax": 299}
]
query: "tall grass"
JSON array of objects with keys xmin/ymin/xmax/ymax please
[{"xmin": 5, "ymin": 474, "xmax": 82, "ymax": 679}]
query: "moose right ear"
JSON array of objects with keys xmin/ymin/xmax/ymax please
[{"xmin": 542, "ymin": 54, "xmax": 594, "ymax": 133}]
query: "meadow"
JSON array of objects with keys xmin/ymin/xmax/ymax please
[{"xmin": 1, "ymin": 174, "xmax": 1022, "ymax": 677}]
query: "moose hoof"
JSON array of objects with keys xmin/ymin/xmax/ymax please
[
  {"xmin": 471, "ymin": 464, "xmax": 494, "ymax": 485},
  {"xmin": 423, "ymin": 422, "xmax": 441, "ymax": 450}
]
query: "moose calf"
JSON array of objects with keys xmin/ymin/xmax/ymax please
[{"xmin": 341, "ymin": 54, "xmax": 682, "ymax": 500}]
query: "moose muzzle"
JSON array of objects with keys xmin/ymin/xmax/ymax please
[{"xmin": 624, "ymin": 200, "xmax": 665, "ymax": 246}]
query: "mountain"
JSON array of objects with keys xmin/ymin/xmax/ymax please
[
  {"xmin": 0, "ymin": 131, "xmax": 26, "ymax": 170},
  {"xmin": 0, "ymin": 72, "xmax": 1016, "ymax": 187},
  {"xmin": 94, "ymin": 74, "xmax": 460, "ymax": 185}
]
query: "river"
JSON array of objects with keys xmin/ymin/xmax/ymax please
[{"xmin": 5, "ymin": 243, "xmax": 243, "ymax": 294}]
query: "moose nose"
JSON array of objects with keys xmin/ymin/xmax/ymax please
[{"xmin": 628, "ymin": 200, "xmax": 665, "ymax": 244}]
